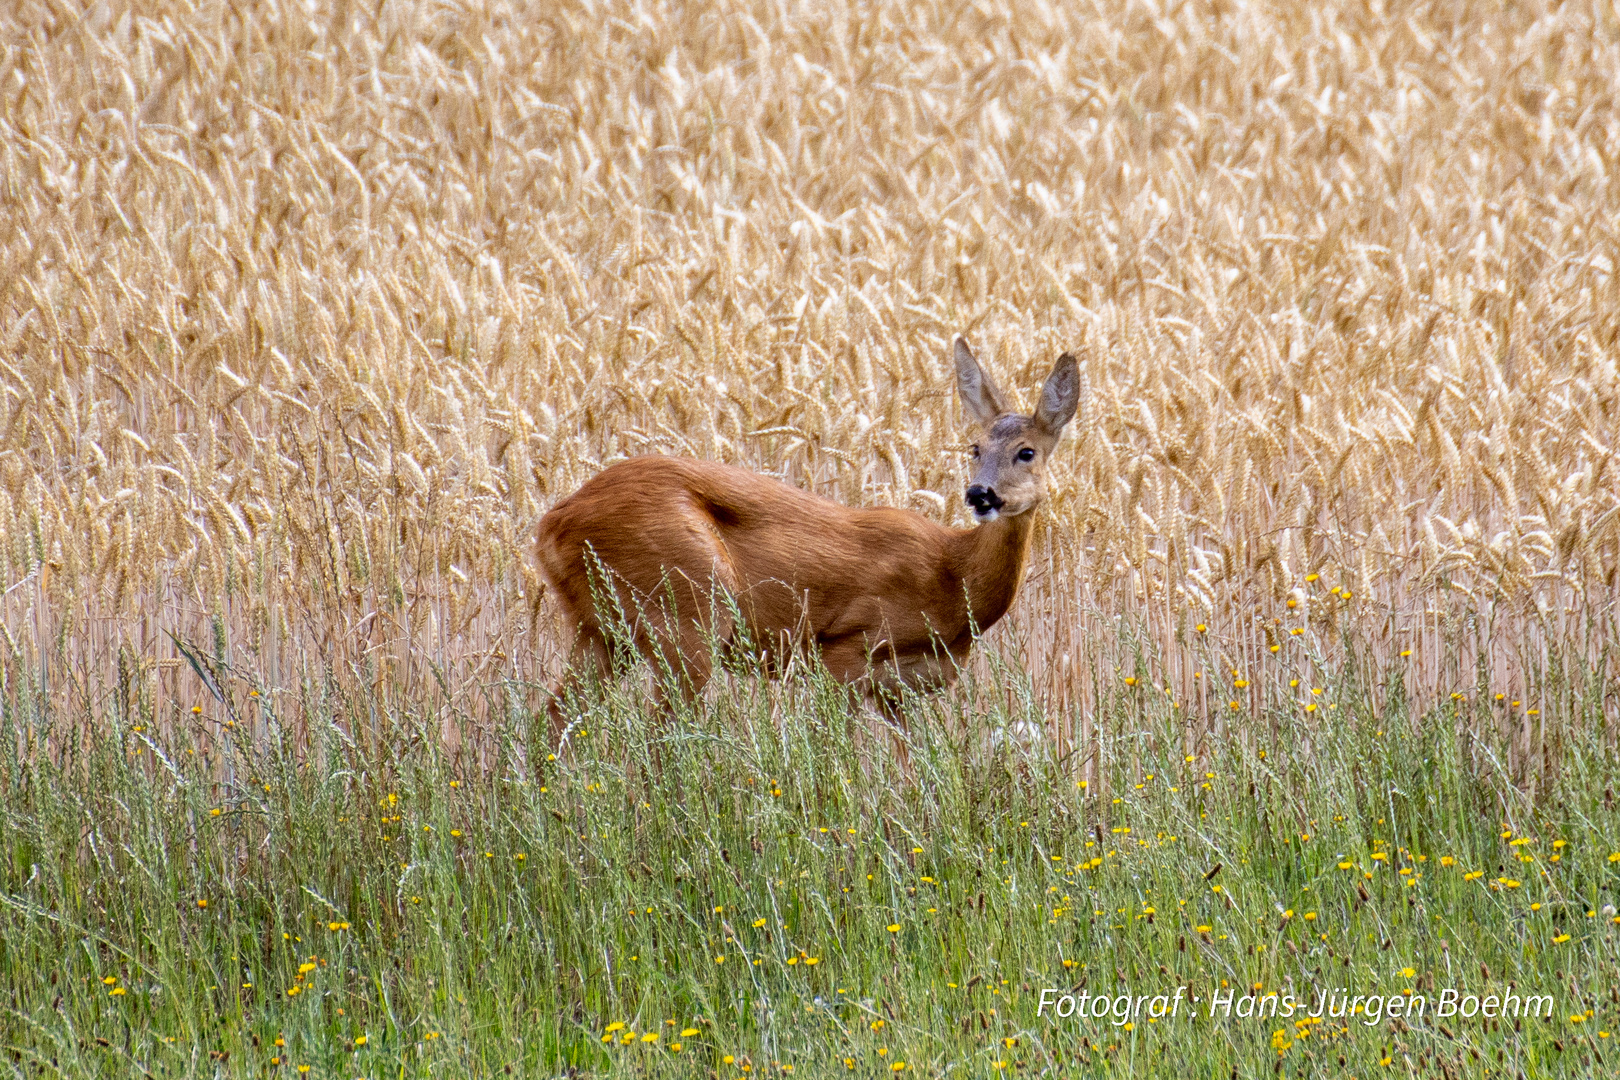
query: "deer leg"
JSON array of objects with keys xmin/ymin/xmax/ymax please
[
  {"xmin": 634, "ymin": 510, "xmax": 741, "ymax": 719},
  {"xmin": 818, "ymin": 635, "xmax": 918, "ymax": 773},
  {"xmin": 643, "ymin": 620, "xmax": 715, "ymax": 717},
  {"xmin": 546, "ymin": 621, "xmax": 611, "ymax": 745}
]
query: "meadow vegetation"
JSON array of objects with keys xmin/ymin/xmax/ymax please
[
  {"xmin": 2, "ymin": 0, "xmax": 1619, "ymax": 1075},
  {"xmin": 4, "ymin": 636, "xmax": 1620, "ymax": 1077}
]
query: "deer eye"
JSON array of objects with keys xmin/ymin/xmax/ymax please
[
  {"xmin": 969, "ymin": 445, "xmax": 980, "ymax": 458},
  {"xmin": 1016, "ymin": 447, "xmax": 1036, "ymax": 463}
]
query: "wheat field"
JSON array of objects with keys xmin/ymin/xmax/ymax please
[
  {"xmin": 4, "ymin": 1, "xmax": 1620, "ymax": 1074},
  {"xmin": 3, "ymin": 0, "xmax": 1619, "ymax": 766}
]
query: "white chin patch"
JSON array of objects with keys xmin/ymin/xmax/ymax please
[{"xmin": 974, "ymin": 507, "xmax": 1000, "ymax": 522}]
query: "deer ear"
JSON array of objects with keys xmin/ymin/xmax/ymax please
[
  {"xmin": 1033, "ymin": 352, "xmax": 1079, "ymax": 436},
  {"xmin": 954, "ymin": 337, "xmax": 1006, "ymax": 427}
]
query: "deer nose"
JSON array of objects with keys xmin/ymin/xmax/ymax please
[{"xmin": 965, "ymin": 484, "xmax": 1003, "ymax": 512}]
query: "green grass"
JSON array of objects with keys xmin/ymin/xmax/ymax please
[{"xmin": 2, "ymin": 627, "xmax": 1618, "ymax": 1079}]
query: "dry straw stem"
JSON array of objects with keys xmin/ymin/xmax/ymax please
[{"xmin": 0, "ymin": 0, "xmax": 1616, "ymax": 761}]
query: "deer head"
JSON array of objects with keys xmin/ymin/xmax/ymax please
[{"xmin": 953, "ymin": 336, "xmax": 1079, "ymax": 522}]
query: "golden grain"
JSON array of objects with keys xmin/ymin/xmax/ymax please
[{"xmin": 0, "ymin": 0, "xmax": 1615, "ymax": 767}]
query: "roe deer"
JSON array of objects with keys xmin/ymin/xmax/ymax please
[{"xmin": 536, "ymin": 336, "xmax": 1078, "ymax": 732}]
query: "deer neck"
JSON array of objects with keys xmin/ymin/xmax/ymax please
[{"xmin": 948, "ymin": 509, "xmax": 1036, "ymax": 632}]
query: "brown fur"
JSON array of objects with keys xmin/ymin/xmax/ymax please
[{"xmin": 536, "ymin": 338, "xmax": 1078, "ymax": 730}]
